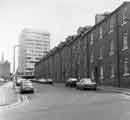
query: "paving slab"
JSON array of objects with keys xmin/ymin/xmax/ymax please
[{"xmin": 0, "ymin": 82, "xmax": 19, "ymax": 106}]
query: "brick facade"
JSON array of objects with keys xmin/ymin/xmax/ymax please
[{"xmin": 35, "ymin": 2, "xmax": 130, "ymax": 87}]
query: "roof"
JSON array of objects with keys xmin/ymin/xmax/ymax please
[
  {"xmin": 85, "ymin": 1, "xmax": 130, "ymax": 35},
  {"xmin": 35, "ymin": 2, "xmax": 130, "ymax": 66}
]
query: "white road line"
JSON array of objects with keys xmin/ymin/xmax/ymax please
[
  {"xmin": 121, "ymin": 94, "xmax": 130, "ymax": 100},
  {"xmin": 0, "ymin": 95, "xmax": 29, "ymax": 111}
]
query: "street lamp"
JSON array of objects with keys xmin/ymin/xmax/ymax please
[{"xmin": 13, "ymin": 44, "xmax": 21, "ymax": 76}]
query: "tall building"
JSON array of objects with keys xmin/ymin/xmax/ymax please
[
  {"xmin": 18, "ymin": 28, "xmax": 50, "ymax": 77},
  {"xmin": 0, "ymin": 53, "xmax": 10, "ymax": 79}
]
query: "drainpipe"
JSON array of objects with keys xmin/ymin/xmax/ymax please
[{"xmin": 116, "ymin": 13, "xmax": 120, "ymax": 87}]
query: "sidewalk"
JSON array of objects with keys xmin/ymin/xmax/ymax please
[
  {"xmin": 0, "ymin": 82, "xmax": 19, "ymax": 106},
  {"xmin": 98, "ymin": 85, "xmax": 130, "ymax": 95}
]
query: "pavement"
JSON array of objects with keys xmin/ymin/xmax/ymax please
[
  {"xmin": 0, "ymin": 82, "xmax": 19, "ymax": 106},
  {"xmin": 98, "ymin": 85, "xmax": 130, "ymax": 95}
]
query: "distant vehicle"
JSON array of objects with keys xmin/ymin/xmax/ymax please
[
  {"xmin": 46, "ymin": 78, "xmax": 53, "ymax": 84},
  {"xmin": 76, "ymin": 78, "xmax": 97, "ymax": 90},
  {"xmin": 0, "ymin": 78, "xmax": 5, "ymax": 82},
  {"xmin": 65, "ymin": 78, "xmax": 78, "ymax": 87},
  {"xmin": 38, "ymin": 78, "xmax": 53, "ymax": 84},
  {"xmin": 38, "ymin": 78, "xmax": 47, "ymax": 83},
  {"xmin": 28, "ymin": 78, "xmax": 36, "ymax": 82},
  {"xmin": 16, "ymin": 78, "xmax": 26, "ymax": 86},
  {"xmin": 20, "ymin": 80, "xmax": 34, "ymax": 93}
]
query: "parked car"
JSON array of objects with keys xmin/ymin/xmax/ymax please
[
  {"xmin": 47, "ymin": 78, "xmax": 53, "ymax": 84},
  {"xmin": 16, "ymin": 78, "xmax": 26, "ymax": 86},
  {"xmin": 38, "ymin": 78, "xmax": 48, "ymax": 83},
  {"xmin": 20, "ymin": 80, "xmax": 34, "ymax": 93},
  {"xmin": 38, "ymin": 78, "xmax": 53, "ymax": 84},
  {"xmin": 76, "ymin": 78, "xmax": 97, "ymax": 90},
  {"xmin": 65, "ymin": 78, "xmax": 78, "ymax": 87},
  {"xmin": 0, "ymin": 78, "xmax": 5, "ymax": 82},
  {"xmin": 28, "ymin": 78, "xmax": 37, "ymax": 82}
]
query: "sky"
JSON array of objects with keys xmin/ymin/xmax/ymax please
[{"xmin": 0, "ymin": 0, "xmax": 126, "ymax": 72}]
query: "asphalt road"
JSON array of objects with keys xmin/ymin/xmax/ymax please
[{"xmin": 0, "ymin": 83, "xmax": 130, "ymax": 120}]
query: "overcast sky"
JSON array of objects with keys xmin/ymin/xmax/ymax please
[{"xmin": 0, "ymin": 0, "xmax": 125, "ymax": 71}]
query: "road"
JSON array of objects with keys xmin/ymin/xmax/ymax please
[{"xmin": 0, "ymin": 83, "xmax": 130, "ymax": 120}]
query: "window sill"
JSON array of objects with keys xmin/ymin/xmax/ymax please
[
  {"xmin": 90, "ymin": 42, "xmax": 94, "ymax": 45},
  {"xmin": 109, "ymin": 52, "xmax": 114, "ymax": 56},
  {"xmin": 100, "ymin": 77, "xmax": 104, "ymax": 80},
  {"xmin": 99, "ymin": 37, "xmax": 103, "ymax": 40},
  {"xmin": 121, "ymin": 22, "xmax": 127, "ymax": 26},
  {"xmin": 90, "ymin": 60, "xmax": 94, "ymax": 63},
  {"xmin": 122, "ymin": 47, "xmax": 128, "ymax": 51},
  {"xmin": 110, "ymin": 75, "xmax": 115, "ymax": 79},
  {"xmin": 98, "ymin": 57, "xmax": 103, "ymax": 60},
  {"xmin": 108, "ymin": 30, "xmax": 113, "ymax": 34},
  {"xmin": 123, "ymin": 73, "xmax": 130, "ymax": 77}
]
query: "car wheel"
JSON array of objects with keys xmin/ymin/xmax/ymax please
[
  {"xmin": 76, "ymin": 86, "xmax": 79, "ymax": 89},
  {"xmin": 94, "ymin": 88, "xmax": 97, "ymax": 91},
  {"xmin": 31, "ymin": 90, "xmax": 34, "ymax": 93},
  {"xmin": 20, "ymin": 91, "xmax": 23, "ymax": 94}
]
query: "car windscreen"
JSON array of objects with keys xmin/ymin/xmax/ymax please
[
  {"xmin": 69, "ymin": 78, "xmax": 77, "ymax": 81},
  {"xmin": 82, "ymin": 79, "xmax": 92, "ymax": 84},
  {"xmin": 23, "ymin": 81, "xmax": 32, "ymax": 87}
]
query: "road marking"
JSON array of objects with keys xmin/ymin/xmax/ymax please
[
  {"xmin": 121, "ymin": 94, "xmax": 130, "ymax": 100},
  {"xmin": 0, "ymin": 95, "xmax": 29, "ymax": 111}
]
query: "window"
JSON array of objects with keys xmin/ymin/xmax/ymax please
[
  {"xmin": 109, "ymin": 40, "xmax": 114, "ymax": 55},
  {"xmin": 100, "ymin": 66, "xmax": 104, "ymax": 80},
  {"xmin": 90, "ymin": 32, "xmax": 94, "ymax": 45},
  {"xmin": 99, "ymin": 47, "xmax": 103, "ymax": 59},
  {"xmin": 122, "ymin": 32, "xmax": 128, "ymax": 50},
  {"xmin": 90, "ymin": 51, "xmax": 94, "ymax": 63},
  {"xmin": 91, "ymin": 70, "xmax": 94, "ymax": 80},
  {"xmin": 99, "ymin": 26, "xmax": 103, "ymax": 39},
  {"xmin": 110, "ymin": 64, "xmax": 115, "ymax": 78},
  {"xmin": 109, "ymin": 17, "xmax": 114, "ymax": 33},
  {"xmin": 122, "ymin": 7, "xmax": 127, "ymax": 25},
  {"xmin": 123, "ymin": 58, "xmax": 129, "ymax": 76}
]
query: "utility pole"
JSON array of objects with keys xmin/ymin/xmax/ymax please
[
  {"xmin": 87, "ymin": 36, "xmax": 90, "ymax": 78},
  {"xmin": 116, "ymin": 14, "xmax": 120, "ymax": 87},
  {"xmin": 13, "ymin": 45, "xmax": 21, "ymax": 76}
]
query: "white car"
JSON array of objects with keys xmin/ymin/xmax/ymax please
[
  {"xmin": 20, "ymin": 80, "xmax": 34, "ymax": 93},
  {"xmin": 76, "ymin": 78, "xmax": 97, "ymax": 90},
  {"xmin": 0, "ymin": 78, "xmax": 5, "ymax": 82}
]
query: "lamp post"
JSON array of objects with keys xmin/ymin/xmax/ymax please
[{"xmin": 13, "ymin": 44, "xmax": 21, "ymax": 76}]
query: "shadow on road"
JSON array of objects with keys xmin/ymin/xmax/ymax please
[{"xmin": 95, "ymin": 88, "xmax": 121, "ymax": 94}]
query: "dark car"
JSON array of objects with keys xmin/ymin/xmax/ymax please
[
  {"xmin": 65, "ymin": 78, "xmax": 78, "ymax": 87},
  {"xmin": 76, "ymin": 78, "xmax": 97, "ymax": 90},
  {"xmin": 20, "ymin": 80, "xmax": 34, "ymax": 93},
  {"xmin": 46, "ymin": 78, "xmax": 53, "ymax": 84}
]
